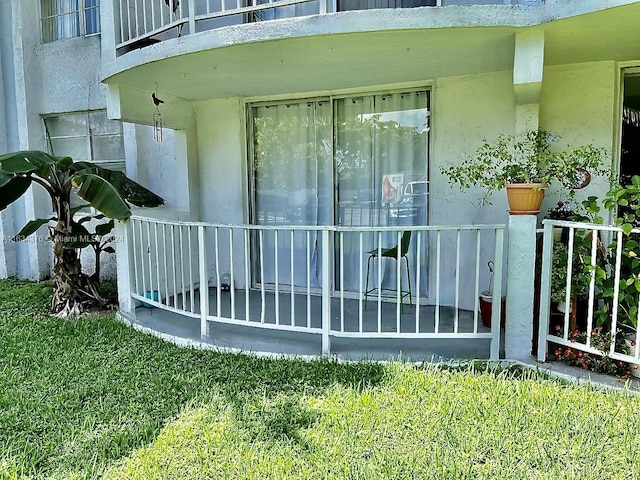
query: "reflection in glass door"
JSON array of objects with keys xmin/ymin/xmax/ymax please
[
  {"xmin": 252, "ymin": 100, "xmax": 332, "ymax": 288},
  {"xmin": 250, "ymin": 90, "xmax": 430, "ymax": 295},
  {"xmin": 334, "ymin": 91, "xmax": 430, "ymax": 296}
]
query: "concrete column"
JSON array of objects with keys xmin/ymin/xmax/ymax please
[
  {"xmin": 505, "ymin": 214, "xmax": 537, "ymax": 360},
  {"xmin": 515, "ymin": 103, "xmax": 539, "ymax": 134},
  {"xmin": 115, "ymin": 220, "xmax": 136, "ymax": 319},
  {"xmin": 513, "ymin": 30, "xmax": 544, "ymax": 136}
]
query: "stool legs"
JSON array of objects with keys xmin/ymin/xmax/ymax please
[{"xmin": 363, "ymin": 255, "xmax": 412, "ymax": 310}]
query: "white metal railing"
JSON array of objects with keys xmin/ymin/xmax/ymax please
[
  {"xmin": 129, "ymin": 215, "xmax": 505, "ymax": 359},
  {"xmin": 537, "ymin": 219, "xmax": 640, "ymax": 369},
  {"xmin": 112, "ymin": 0, "xmax": 485, "ymax": 51},
  {"xmin": 114, "ymin": 0, "xmax": 327, "ymax": 49}
]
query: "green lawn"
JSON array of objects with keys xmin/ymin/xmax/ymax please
[{"xmin": 1, "ymin": 279, "xmax": 640, "ymax": 479}]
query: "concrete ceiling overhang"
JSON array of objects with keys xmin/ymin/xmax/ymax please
[{"xmin": 102, "ymin": 1, "xmax": 640, "ymax": 103}]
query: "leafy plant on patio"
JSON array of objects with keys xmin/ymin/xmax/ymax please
[
  {"xmin": 572, "ymin": 179, "xmax": 640, "ymax": 334},
  {"xmin": 0, "ymin": 150, "xmax": 163, "ymax": 316},
  {"xmin": 441, "ymin": 129, "xmax": 607, "ymax": 211}
]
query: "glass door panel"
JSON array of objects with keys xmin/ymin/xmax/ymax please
[
  {"xmin": 335, "ymin": 91, "xmax": 430, "ymax": 295},
  {"xmin": 252, "ymin": 100, "xmax": 332, "ymax": 288}
]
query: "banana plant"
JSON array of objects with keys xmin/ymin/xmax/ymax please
[{"xmin": 0, "ymin": 150, "xmax": 164, "ymax": 317}]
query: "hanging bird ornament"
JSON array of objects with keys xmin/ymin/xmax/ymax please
[
  {"xmin": 152, "ymin": 92, "xmax": 164, "ymax": 106},
  {"xmin": 152, "ymin": 83, "xmax": 163, "ymax": 142}
]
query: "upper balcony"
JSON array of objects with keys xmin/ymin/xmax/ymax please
[
  {"xmin": 101, "ymin": 0, "xmax": 640, "ymax": 112},
  {"xmin": 113, "ymin": 0, "xmax": 534, "ymax": 56}
]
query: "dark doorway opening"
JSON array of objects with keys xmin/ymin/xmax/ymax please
[{"xmin": 621, "ymin": 75, "xmax": 640, "ymax": 184}]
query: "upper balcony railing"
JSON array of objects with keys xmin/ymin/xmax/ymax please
[{"xmin": 113, "ymin": 0, "xmax": 519, "ymax": 55}]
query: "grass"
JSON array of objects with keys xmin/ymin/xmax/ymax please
[{"xmin": 1, "ymin": 279, "xmax": 640, "ymax": 479}]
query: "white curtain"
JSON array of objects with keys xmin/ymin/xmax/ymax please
[
  {"xmin": 253, "ymin": 101, "xmax": 332, "ymax": 288},
  {"xmin": 251, "ymin": 92, "xmax": 429, "ymax": 294},
  {"xmin": 54, "ymin": 0, "xmax": 80, "ymax": 39},
  {"xmin": 335, "ymin": 91, "xmax": 429, "ymax": 294}
]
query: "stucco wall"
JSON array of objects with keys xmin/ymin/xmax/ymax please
[
  {"xmin": 539, "ymin": 61, "xmax": 617, "ymax": 217},
  {"xmin": 195, "ymin": 98, "xmax": 246, "ymax": 226},
  {"xmin": 195, "ymin": 98, "xmax": 246, "ymax": 287},
  {"xmin": 430, "ymin": 70, "xmax": 515, "ymax": 306},
  {"xmin": 36, "ymin": 36, "xmax": 106, "ymax": 114},
  {"xmin": 431, "ymin": 70, "xmax": 516, "ymax": 225}
]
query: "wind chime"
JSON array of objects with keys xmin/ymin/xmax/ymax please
[{"xmin": 152, "ymin": 82, "xmax": 164, "ymax": 142}]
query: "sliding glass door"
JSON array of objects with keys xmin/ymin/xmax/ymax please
[
  {"xmin": 250, "ymin": 90, "xmax": 430, "ymax": 294},
  {"xmin": 252, "ymin": 100, "xmax": 332, "ymax": 288},
  {"xmin": 335, "ymin": 91, "xmax": 429, "ymax": 294}
]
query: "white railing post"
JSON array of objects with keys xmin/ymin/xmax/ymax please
[
  {"xmin": 321, "ymin": 229, "xmax": 331, "ymax": 355},
  {"xmin": 490, "ymin": 227, "xmax": 504, "ymax": 361},
  {"xmin": 115, "ymin": 219, "xmax": 136, "ymax": 319},
  {"xmin": 537, "ymin": 220, "xmax": 553, "ymax": 361},
  {"xmin": 198, "ymin": 224, "xmax": 209, "ymax": 337},
  {"xmin": 188, "ymin": 0, "xmax": 196, "ymax": 34}
]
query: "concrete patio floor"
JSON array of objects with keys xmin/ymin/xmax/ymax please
[
  {"xmin": 126, "ymin": 287, "xmax": 503, "ymax": 362},
  {"xmin": 118, "ymin": 288, "xmax": 640, "ymax": 393}
]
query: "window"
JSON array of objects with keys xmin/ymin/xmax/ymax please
[
  {"xmin": 44, "ymin": 111, "xmax": 125, "ymax": 173},
  {"xmin": 41, "ymin": 0, "xmax": 101, "ymax": 43}
]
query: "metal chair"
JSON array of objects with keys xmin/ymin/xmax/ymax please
[{"xmin": 364, "ymin": 231, "xmax": 412, "ymax": 309}]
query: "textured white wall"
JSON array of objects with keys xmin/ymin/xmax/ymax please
[
  {"xmin": 195, "ymin": 98, "xmax": 246, "ymax": 287},
  {"xmin": 538, "ymin": 61, "xmax": 617, "ymax": 217}
]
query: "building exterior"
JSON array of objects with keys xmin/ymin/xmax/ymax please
[{"xmin": 2, "ymin": 0, "xmax": 640, "ymax": 360}]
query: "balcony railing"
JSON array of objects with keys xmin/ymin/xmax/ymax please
[
  {"xmin": 113, "ymin": 0, "xmax": 516, "ymax": 54},
  {"xmin": 537, "ymin": 219, "xmax": 640, "ymax": 372},
  {"xmin": 126, "ymin": 216, "xmax": 505, "ymax": 359}
]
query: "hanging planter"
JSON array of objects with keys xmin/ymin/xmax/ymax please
[{"xmin": 505, "ymin": 183, "xmax": 547, "ymax": 215}]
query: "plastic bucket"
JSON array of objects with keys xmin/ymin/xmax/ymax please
[{"xmin": 479, "ymin": 290, "xmax": 506, "ymax": 328}]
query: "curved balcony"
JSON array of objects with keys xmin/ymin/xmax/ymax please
[
  {"xmin": 113, "ymin": 0, "xmax": 487, "ymax": 55},
  {"xmin": 102, "ymin": 0, "xmax": 640, "ymax": 105}
]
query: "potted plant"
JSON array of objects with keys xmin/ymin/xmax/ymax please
[{"xmin": 441, "ymin": 130, "xmax": 606, "ymax": 214}]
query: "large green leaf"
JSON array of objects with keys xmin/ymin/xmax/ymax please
[
  {"xmin": 73, "ymin": 162, "xmax": 164, "ymax": 207},
  {"xmin": 0, "ymin": 177, "xmax": 32, "ymax": 211},
  {"xmin": 12, "ymin": 217, "xmax": 54, "ymax": 242},
  {"xmin": 60, "ymin": 221, "xmax": 93, "ymax": 249},
  {"xmin": 55, "ymin": 156, "xmax": 74, "ymax": 170},
  {"xmin": 0, "ymin": 171, "xmax": 13, "ymax": 189},
  {"xmin": 95, "ymin": 220, "xmax": 115, "ymax": 236},
  {"xmin": 0, "ymin": 151, "xmax": 57, "ymax": 174},
  {"xmin": 73, "ymin": 173, "xmax": 132, "ymax": 220}
]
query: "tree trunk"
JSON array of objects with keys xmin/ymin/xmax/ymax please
[{"xmin": 50, "ymin": 198, "xmax": 105, "ymax": 317}]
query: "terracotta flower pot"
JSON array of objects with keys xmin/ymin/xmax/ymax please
[{"xmin": 505, "ymin": 183, "xmax": 547, "ymax": 215}]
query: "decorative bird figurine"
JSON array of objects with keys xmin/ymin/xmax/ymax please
[{"xmin": 151, "ymin": 92, "xmax": 164, "ymax": 106}]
